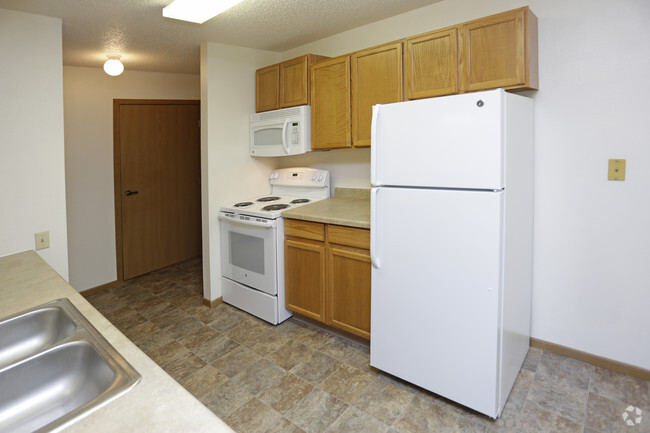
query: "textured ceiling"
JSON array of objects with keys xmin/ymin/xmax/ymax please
[{"xmin": 0, "ymin": 0, "xmax": 442, "ymax": 74}]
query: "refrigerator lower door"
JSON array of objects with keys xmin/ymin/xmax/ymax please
[{"xmin": 370, "ymin": 187, "xmax": 504, "ymax": 418}]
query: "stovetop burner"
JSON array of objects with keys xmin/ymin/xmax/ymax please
[
  {"xmin": 220, "ymin": 168, "xmax": 330, "ymax": 219},
  {"xmin": 262, "ymin": 204, "xmax": 290, "ymax": 211}
]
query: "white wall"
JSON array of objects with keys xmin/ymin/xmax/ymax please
[
  {"xmin": 63, "ymin": 67, "xmax": 200, "ymax": 291},
  {"xmin": 200, "ymin": 43, "xmax": 280, "ymax": 300},
  {"xmin": 0, "ymin": 9, "xmax": 69, "ymax": 279},
  {"xmin": 205, "ymin": 0, "xmax": 650, "ymax": 369},
  {"xmin": 325, "ymin": 0, "xmax": 650, "ymax": 369}
]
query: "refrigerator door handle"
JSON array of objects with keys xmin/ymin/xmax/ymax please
[
  {"xmin": 370, "ymin": 105, "xmax": 380, "ymax": 186},
  {"xmin": 370, "ymin": 187, "xmax": 380, "ymax": 269}
]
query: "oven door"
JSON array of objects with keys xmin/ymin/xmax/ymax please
[{"xmin": 219, "ymin": 213, "xmax": 278, "ymax": 295}]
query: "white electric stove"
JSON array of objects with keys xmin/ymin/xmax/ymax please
[{"xmin": 219, "ymin": 167, "xmax": 330, "ymax": 324}]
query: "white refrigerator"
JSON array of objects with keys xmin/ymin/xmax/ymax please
[{"xmin": 369, "ymin": 89, "xmax": 534, "ymax": 418}]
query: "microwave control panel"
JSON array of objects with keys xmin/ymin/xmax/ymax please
[{"xmin": 291, "ymin": 122, "xmax": 299, "ymax": 144}]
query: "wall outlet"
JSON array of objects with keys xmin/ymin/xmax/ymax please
[
  {"xmin": 608, "ymin": 159, "xmax": 626, "ymax": 181},
  {"xmin": 35, "ymin": 231, "xmax": 50, "ymax": 250}
]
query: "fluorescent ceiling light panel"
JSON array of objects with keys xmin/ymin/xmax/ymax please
[{"xmin": 163, "ymin": 0, "xmax": 245, "ymax": 24}]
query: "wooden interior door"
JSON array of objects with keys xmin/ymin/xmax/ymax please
[{"xmin": 114, "ymin": 100, "xmax": 201, "ymax": 280}]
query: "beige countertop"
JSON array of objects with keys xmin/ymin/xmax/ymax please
[
  {"xmin": 282, "ymin": 188, "xmax": 371, "ymax": 229},
  {"xmin": 0, "ymin": 250, "xmax": 234, "ymax": 433}
]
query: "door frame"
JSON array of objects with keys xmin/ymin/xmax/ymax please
[{"xmin": 113, "ymin": 99, "xmax": 200, "ymax": 283}]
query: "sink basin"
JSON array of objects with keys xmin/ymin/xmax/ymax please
[
  {"xmin": 0, "ymin": 299, "xmax": 140, "ymax": 433},
  {"xmin": 0, "ymin": 306, "xmax": 76, "ymax": 369}
]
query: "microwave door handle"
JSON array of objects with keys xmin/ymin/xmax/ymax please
[{"xmin": 281, "ymin": 118, "xmax": 290, "ymax": 154}]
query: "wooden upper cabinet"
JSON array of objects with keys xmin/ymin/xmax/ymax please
[
  {"xmin": 255, "ymin": 64, "xmax": 279, "ymax": 113},
  {"xmin": 256, "ymin": 54, "xmax": 329, "ymax": 112},
  {"xmin": 351, "ymin": 42, "xmax": 403, "ymax": 147},
  {"xmin": 279, "ymin": 54, "xmax": 330, "ymax": 109},
  {"xmin": 311, "ymin": 56, "xmax": 351, "ymax": 150},
  {"xmin": 405, "ymin": 28, "xmax": 458, "ymax": 99},
  {"xmin": 280, "ymin": 56, "xmax": 309, "ymax": 108},
  {"xmin": 459, "ymin": 7, "xmax": 538, "ymax": 92}
]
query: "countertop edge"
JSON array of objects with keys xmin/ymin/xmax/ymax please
[
  {"xmin": 0, "ymin": 250, "xmax": 234, "ymax": 433},
  {"xmin": 281, "ymin": 195, "xmax": 370, "ymax": 229}
]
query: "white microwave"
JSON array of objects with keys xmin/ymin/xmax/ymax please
[{"xmin": 250, "ymin": 105, "xmax": 311, "ymax": 157}]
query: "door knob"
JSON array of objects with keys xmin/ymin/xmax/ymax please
[{"xmin": 124, "ymin": 190, "xmax": 139, "ymax": 196}]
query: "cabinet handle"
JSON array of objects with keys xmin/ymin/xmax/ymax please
[{"xmin": 124, "ymin": 190, "xmax": 139, "ymax": 196}]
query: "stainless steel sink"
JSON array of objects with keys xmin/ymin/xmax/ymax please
[
  {"xmin": 0, "ymin": 306, "xmax": 76, "ymax": 369},
  {"xmin": 0, "ymin": 299, "xmax": 141, "ymax": 433}
]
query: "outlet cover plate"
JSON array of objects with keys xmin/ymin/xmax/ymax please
[
  {"xmin": 608, "ymin": 159, "xmax": 626, "ymax": 181},
  {"xmin": 35, "ymin": 231, "xmax": 50, "ymax": 250}
]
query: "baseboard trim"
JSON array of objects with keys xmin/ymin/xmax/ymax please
[
  {"xmin": 530, "ymin": 337, "xmax": 650, "ymax": 381},
  {"xmin": 291, "ymin": 313, "xmax": 370, "ymax": 348},
  {"xmin": 203, "ymin": 297, "xmax": 223, "ymax": 308},
  {"xmin": 80, "ymin": 280, "xmax": 120, "ymax": 298}
]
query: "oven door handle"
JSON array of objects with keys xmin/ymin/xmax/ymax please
[{"xmin": 218, "ymin": 214, "xmax": 275, "ymax": 228}]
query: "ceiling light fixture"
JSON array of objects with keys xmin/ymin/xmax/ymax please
[
  {"xmin": 162, "ymin": 0, "xmax": 245, "ymax": 24},
  {"xmin": 103, "ymin": 55, "xmax": 124, "ymax": 76}
]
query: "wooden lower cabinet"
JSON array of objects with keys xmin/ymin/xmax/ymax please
[
  {"xmin": 284, "ymin": 219, "xmax": 371, "ymax": 339},
  {"xmin": 328, "ymin": 245, "xmax": 371, "ymax": 339},
  {"xmin": 285, "ymin": 238, "xmax": 326, "ymax": 322}
]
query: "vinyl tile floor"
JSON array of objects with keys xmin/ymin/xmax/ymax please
[{"xmin": 85, "ymin": 258, "xmax": 650, "ymax": 433}]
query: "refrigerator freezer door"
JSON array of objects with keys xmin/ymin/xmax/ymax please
[
  {"xmin": 372, "ymin": 89, "xmax": 504, "ymax": 190},
  {"xmin": 370, "ymin": 186, "xmax": 504, "ymax": 417}
]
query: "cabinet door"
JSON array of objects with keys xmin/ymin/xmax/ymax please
[
  {"xmin": 280, "ymin": 56, "xmax": 309, "ymax": 108},
  {"xmin": 256, "ymin": 64, "xmax": 279, "ymax": 112},
  {"xmin": 311, "ymin": 56, "xmax": 351, "ymax": 150},
  {"xmin": 285, "ymin": 238, "xmax": 326, "ymax": 321},
  {"xmin": 459, "ymin": 7, "xmax": 538, "ymax": 92},
  {"xmin": 405, "ymin": 28, "xmax": 458, "ymax": 99},
  {"xmin": 351, "ymin": 42, "xmax": 403, "ymax": 148},
  {"xmin": 327, "ymin": 244, "xmax": 371, "ymax": 339}
]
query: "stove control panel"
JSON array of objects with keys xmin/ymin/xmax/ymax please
[{"xmin": 269, "ymin": 167, "xmax": 329, "ymax": 188}]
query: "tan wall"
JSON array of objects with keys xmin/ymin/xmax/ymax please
[
  {"xmin": 63, "ymin": 66, "xmax": 200, "ymax": 291},
  {"xmin": 200, "ymin": 43, "xmax": 280, "ymax": 301},
  {"xmin": 206, "ymin": 0, "xmax": 650, "ymax": 369},
  {"xmin": 0, "ymin": 9, "xmax": 68, "ymax": 279}
]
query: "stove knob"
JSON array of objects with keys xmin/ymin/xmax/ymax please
[
  {"xmin": 312, "ymin": 174, "xmax": 317, "ymax": 181},
  {"xmin": 318, "ymin": 175, "xmax": 324, "ymax": 181}
]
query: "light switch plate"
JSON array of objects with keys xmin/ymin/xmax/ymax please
[
  {"xmin": 35, "ymin": 231, "xmax": 50, "ymax": 250},
  {"xmin": 608, "ymin": 159, "xmax": 626, "ymax": 181}
]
